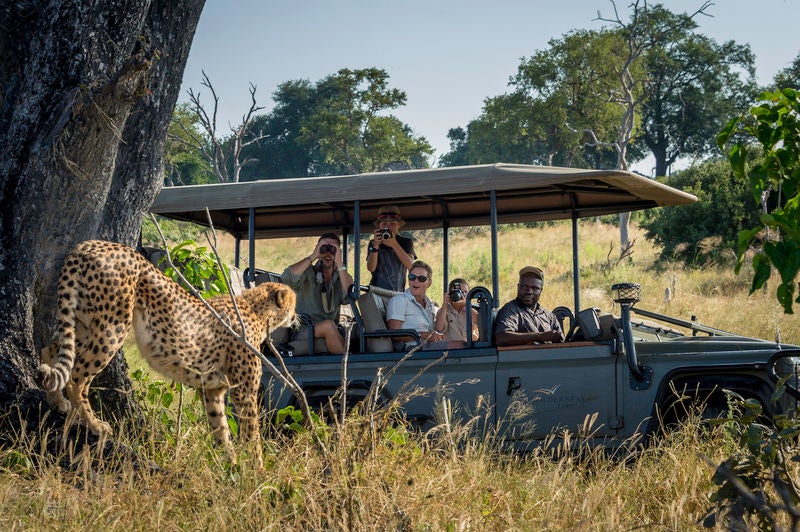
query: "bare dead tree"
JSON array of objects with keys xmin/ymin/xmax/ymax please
[
  {"xmin": 592, "ymin": 0, "xmax": 713, "ymax": 257},
  {"xmin": 172, "ymin": 71, "xmax": 268, "ymax": 183}
]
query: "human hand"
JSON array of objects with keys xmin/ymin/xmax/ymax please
[
  {"xmin": 334, "ymin": 245, "xmax": 343, "ymax": 269},
  {"xmin": 541, "ymin": 330, "xmax": 564, "ymax": 343}
]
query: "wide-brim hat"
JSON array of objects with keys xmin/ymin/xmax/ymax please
[{"xmin": 374, "ymin": 205, "xmax": 405, "ymax": 227}]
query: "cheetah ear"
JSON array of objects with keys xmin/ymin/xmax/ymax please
[{"xmin": 271, "ymin": 286, "xmax": 294, "ymax": 310}]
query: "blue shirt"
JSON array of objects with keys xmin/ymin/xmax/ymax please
[{"xmin": 386, "ymin": 289, "xmax": 437, "ymax": 333}]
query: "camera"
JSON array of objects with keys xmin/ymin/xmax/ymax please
[
  {"xmin": 379, "ymin": 228, "xmax": 392, "ymax": 240},
  {"xmin": 449, "ymin": 282, "xmax": 464, "ymax": 302}
]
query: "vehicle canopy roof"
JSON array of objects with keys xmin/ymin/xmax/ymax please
[{"xmin": 151, "ymin": 163, "xmax": 696, "ymax": 239}]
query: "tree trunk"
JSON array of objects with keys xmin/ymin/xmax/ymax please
[{"xmin": 0, "ymin": 0, "xmax": 204, "ymax": 439}]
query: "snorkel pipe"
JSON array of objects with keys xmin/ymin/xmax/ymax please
[{"xmin": 612, "ymin": 283, "xmax": 646, "ymax": 382}]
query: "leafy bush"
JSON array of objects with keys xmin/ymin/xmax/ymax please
[
  {"xmin": 703, "ymin": 387, "xmax": 800, "ymax": 529},
  {"xmin": 719, "ymin": 87, "xmax": 800, "ymax": 314},
  {"xmin": 160, "ymin": 240, "xmax": 230, "ymax": 298},
  {"xmin": 640, "ymin": 158, "xmax": 760, "ymax": 265}
]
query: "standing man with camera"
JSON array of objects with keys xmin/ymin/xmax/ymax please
[
  {"xmin": 367, "ymin": 205, "xmax": 416, "ymax": 292},
  {"xmin": 282, "ymin": 233, "xmax": 354, "ymax": 354},
  {"xmin": 434, "ymin": 278, "xmax": 480, "ymax": 342}
]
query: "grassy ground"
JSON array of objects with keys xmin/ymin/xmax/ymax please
[{"xmin": 4, "ymin": 221, "xmax": 797, "ymax": 529}]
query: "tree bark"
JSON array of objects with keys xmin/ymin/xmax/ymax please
[{"xmin": 0, "ymin": 0, "xmax": 204, "ymax": 437}]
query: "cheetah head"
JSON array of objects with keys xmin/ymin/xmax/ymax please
[{"xmin": 264, "ymin": 282, "xmax": 297, "ymax": 329}]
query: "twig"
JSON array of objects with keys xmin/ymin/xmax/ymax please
[
  {"xmin": 149, "ymin": 213, "xmax": 327, "ymax": 456},
  {"xmin": 340, "ymin": 324, "xmax": 352, "ymax": 424}
]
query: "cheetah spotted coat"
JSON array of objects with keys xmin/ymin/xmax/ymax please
[{"xmin": 39, "ymin": 240, "xmax": 296, "ymax": 467}]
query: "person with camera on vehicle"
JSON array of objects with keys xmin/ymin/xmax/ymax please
[
  {"xmin": 366, "ymin": 205, "xmax": 416, "ymax": 293},
  {"xmin": 386, "ymin": 260, "xmax": 442, "ymax": 351},
  {"xmin": 434, "ymin": 278, "xmax": 480, "ymax": 342},
  {"xmin": 282, "ymin": 233, "xmax": 354, "ymax": 354},
  {"xmin": 494, "ymin": 266, "xmax": 564, "ymax": 346}
]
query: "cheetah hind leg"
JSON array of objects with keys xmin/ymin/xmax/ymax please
[
  {"xmin": 40, "ymin": 343, "xmax": 71, "ymax": 414},
  {"xmin": 62, "ymin": 326, "xmax": 122, "ymax": 437}
]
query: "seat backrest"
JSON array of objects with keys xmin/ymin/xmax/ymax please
[
  {"xmin": 551, "ymin": 306, "xmax": 575, "ymax": 335},
  {"xmin": 356, "ymin": 291, "xmax": 394, "ymax": 353},
  {"xmin": 227, "ymin": 266, "xmax": 246, "ymax": 295}
]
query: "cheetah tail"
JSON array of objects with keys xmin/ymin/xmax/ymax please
[{"xmin": 39, "ymin": 272, "xmax": 79, "ymax": 393}]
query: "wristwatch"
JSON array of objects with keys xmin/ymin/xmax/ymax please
[
  {"xmin": 338, "ymin": 266, "xmax": 347, "ymax": 272},
  {"xmin": 368, "ymin": 242, "xmax": 379, "ymax": 253}
]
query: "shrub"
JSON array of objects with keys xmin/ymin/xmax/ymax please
[{"xmin": 640, "ymin": 159, "xmax": 760, "ymax": 265}]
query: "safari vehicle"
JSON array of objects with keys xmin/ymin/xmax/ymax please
[{"xmin": 151, "ymin": 163, "xmax": 800, "ymax": 448}]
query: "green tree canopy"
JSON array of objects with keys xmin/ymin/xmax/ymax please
[
  {"xmin": 772, "ymin": 51, "xmax": 800, "ymax": 90},
  {"xmin": 239, "ymin": 68, "xmax": 432, "ymax": 179},
  {"xmin": 641, "ymin": 30, "xmax": 756, "ymax": 177},
  {"xmin": 440, "ymin": 29, "xmax": 630, "ymax": 169},
  {"xmin": 163, "ymin": 103, "xmax": 215, "ymax": 186}
]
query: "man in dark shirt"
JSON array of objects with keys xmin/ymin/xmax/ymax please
[
  {"xmin": 366, "ymin": 205, "xmax": 416, "ymax": 292},
  {"xmin": 494, "ymin": 266, "xmax": 564, "ymax": 346}
]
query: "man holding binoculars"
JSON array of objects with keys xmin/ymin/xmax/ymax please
[
  {"xmin": 366, "ymin": 205, "xmax": 416, "ymax": 292},
  {"xmin": 282, "ymin": 233, "xmax": 354, "ymax": 354}
]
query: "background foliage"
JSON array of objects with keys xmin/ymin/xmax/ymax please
[{"xmin": 719, "ymin": 87, "xmax": 800, "ymax": 313}]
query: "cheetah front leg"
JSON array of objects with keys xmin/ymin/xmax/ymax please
[
  {"xmin": 228, "ymin": 376, "xmax": 264, "ymax": 469},
  {"xmin": 201, "ymin": 387, "xmax": 237, "ymax": 464}
]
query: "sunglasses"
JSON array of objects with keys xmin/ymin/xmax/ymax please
[
  {"xmin": 378, "ymin": 212, "xmax": 401, "ymax": 220},
  {"xmin": 319, "ymin": 244, "xmax": 337, "ymax": 254},
  {"xmin": 408, "ymin": 273, "xmax": 429, "ymax": 283}
]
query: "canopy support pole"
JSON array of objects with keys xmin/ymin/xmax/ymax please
[
  {"xmin": 248, "ymin": 207, "xmax": 256, "ymax": 285},
  {"xmin": 491, "ymin": 190, "xmax": 499, "ymax": 308},
  {"xmin": 571, "ymin": 207, "xmax": 580, "ymax": 314},
  {"xmin": 353, "ymin": 200, "xmax": 361, "ymax": 293}
]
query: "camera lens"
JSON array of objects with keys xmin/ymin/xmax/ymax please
[
  {"xmin": 449, "ymin": 289, "xmax": 463, "ymax": 302},
  {"xmin": 380, "ymin": 228, "xmax": 392, "ymax": 240}
]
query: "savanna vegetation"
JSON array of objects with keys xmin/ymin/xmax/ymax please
[
  {"xmin": 2, "ymin": 1, "xmax": 800, "ymax": 530},
  {"xmin": 1, "ymin": 221, "xmax": 791, "ymax": 530}
]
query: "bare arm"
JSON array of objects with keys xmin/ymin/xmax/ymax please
[
  {"xmin": 388, "ymin": 318, "xmax": 442, "ymax": 344},
  {"xmin": 386, "ymin": 236, "xmax": 415, "ymax": 270},
  {"xmin": 366, "ymin": 238, "xmax": 379, "ymax": 273},
  {"xmin": 495, "ymin": 329, "xmax": 564, "ymax": 346},
  {"xmin": 288, "ymin": 242, "xmax": 321, "ymax": 276},
  {"xmin": 434, "ymin": 294, "xmax": 450, "ymax": 334},
  {"xmin": 334, "ymin": 246, "xmax": 354, "ymax": 295}
]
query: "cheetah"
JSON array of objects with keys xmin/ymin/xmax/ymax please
[{"xmin": 39, "ymin": 240, "xmax": 296, "ymax": 467}]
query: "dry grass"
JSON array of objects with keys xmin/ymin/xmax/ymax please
[
  {"xmin": 4, "ymin": 221, "xmax": 797, "ymax": 529},
  {"xmin": 0, "ymin": 400, "xmax": 762, "ymax": 530}
]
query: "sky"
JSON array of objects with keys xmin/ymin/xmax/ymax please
[{"xmin": 180, "ymin": 0, "xmax": 800, "ymax": 174}]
